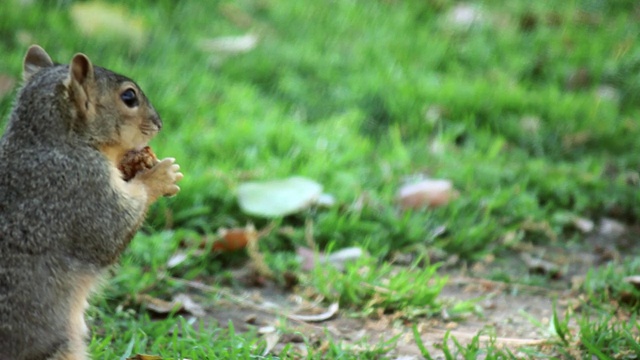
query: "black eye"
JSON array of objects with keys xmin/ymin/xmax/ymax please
[{"xmin": 120, "ymin": 88, "xmax": 139, "ymax": 108}]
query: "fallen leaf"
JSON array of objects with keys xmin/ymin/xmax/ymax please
[
  {"xmin": 572, "ymin": 216, "xmax": 594, "ymax": 233},
  {"xmin": 565, "ymin": 67, "xmax": 591, "ymax": 90},
  {"xmin": 624, "ymin": 276, "xmax": 640, "ymax": 290},
  {"xmin": 167, "ymin": 252, "xmax": 188, "ymax": 268},
  {"xmin": 596, "ymin": 85, "xmax": 620, "ymax": 103},
  {"xmin": 127, "ymin": 355, "xmax": 162, "ymax": 360},
  {"xmin": 173, "ymin": 293, "xmax": 206, "ymax": 317},
  {"xmin": 446, "ymin": 4, "xmax": 484, "ymax": 28},
  {"xmin": 262, "ymin": 330, "xmax": 281, "ymax": 356},
  {"xmin": 520, "ymin": 253, "xmax": 561, "ymax": 279},
  {"xmin": 138, "ymin": 294, "xmax": 176, "ymax": 314},
  {"xmin": 0, "ymin": 74, "xmax": 16, "ymax": 99},
  {"xmin": 315, "ymin": 193, "xmax": 336, "ymax": 208},
  {"xmin": 214, "ymin": 227, "xmax": 253, "ymax": 251},
  {"xmin": 296, "ymin": 246, "xmax": 365, "ymax": 271},
  {"xmin": 238, "ymin": 176, "xmax": 323, "ymax": 217},
  {"xmin": 199, "ymin": 34, "xmax": 258, "ymax": 54},
  {"xmin": 520, "ymin": 116, "xmax": 541, "ymax": 134},
  {"xmin": 289, "ymin": 302, "xmax": 339, "ymax": 322},
  {"xmin": 599, "ymin": 218, "xmax": 627, "ymax": 238},
  {"xmin": 324, "ymin": 247, "xmax": 365, "ymax": 270},
  {"xmin": 296, "ymin": 246, "xmax": 317, "ymax": 271},
  {"xmin": 397, "ymin": 179, "xmax": 456, "ymax": 210},
  {"xmin": 70, "ymin": 2, "xmax": 147, "ymax": 49},
  {"xmin": 138, "ymin": 293, "xmax": 205, "ymax": 317},
  {"xmin": 258, "ymin": 325, "xmax": 277, "ymax": 334}
]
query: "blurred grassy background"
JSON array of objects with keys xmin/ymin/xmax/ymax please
[
  {"xmin": 3, "ymin": 0, "xmax": 640, "ymax": 357},
  {"xmin": 2, "ymin": 1, "xmax": 640, "ymax": 260}
]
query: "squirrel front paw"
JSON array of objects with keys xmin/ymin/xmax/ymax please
[{"xmin": 135, "ymin": 157, "xmax": 183, "ymax": 201}]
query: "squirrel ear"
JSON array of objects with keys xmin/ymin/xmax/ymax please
[
  {"xmin": 69, "ymin": 53, "xmax": 95, "ymax": 85},
  {"xmin": 23, "ymin": 45, "xmax": 54, "ymax": 81},
  {"xmin": 67, "ymin": 53, "xmax": 96, "ymax": 120}
]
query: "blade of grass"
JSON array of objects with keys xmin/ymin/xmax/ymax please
[{"xmin": 412, "ymin": 324, "xmax": 434, "ymax": 360}]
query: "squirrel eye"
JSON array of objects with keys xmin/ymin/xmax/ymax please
[{"xmin": 120, "ymin": 88, "xmax": 139, "ymax": 108}]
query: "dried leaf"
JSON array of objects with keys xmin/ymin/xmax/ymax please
[
  {"xmin": 289, "ymin": 302, "xmax": 339, "ymax": 322},
  {"xmin": 315, "ymin": 193, "xmax": 336, "ymax": 208},
  {"xmin": 521, "ymin": 253, "xmax": 561, "ymax": 279},
  {"xmin": 599, "ymin": 218, "xmax": 627, "ymax": 238},
  {"xmin": 167, "ymin": 252, "xmax": 188, "ymax": 268},
  {"xmin": 238, "ymin": 176, "xmax": 323, "ymax": 217},
  {"xmin": 623, "ymin": 276, "xmax": 640, "ymax": 290},
  {"xmin": 565, "ymin": 67, "xmax": 591, "ymax": 90},
  {"xmin": 446, "ymin": 4, "xmax": 484, "ymax": 28},
  {"xmin": 70, "ymin": 2, "xmax": 147, "ymax": 48},
  {"xmin": 138, "ymin": 293, "xmax": 205, "ymax": 317},
  {"xmin": 127, "ymin": 355, "xmax": 163, "ymax": 360},
  {"xmin": 214, "ymin": 227, "xmax": 253, "ymax": 251},
  {"xmin": 572, "ymin": 216, "xmax": 594, "ymax": 233},
  {"xmin": 0, "ymin": 74, "xmax": 16, "ymax": 99},
  {"xmin": 199, "ymin": 34, "xmax": 258, "ymax": 54},
  {"xmin": 520, "ymin": 116, "xmax": 541, "ymax": 134},
  {"xmin": 296, "ymin": 246, "xmax": 364, "ymax": 271},
  {"xmin": 138, "ymin": 294, "xmax": 177, "ymax": 314},
  {"xmin": 261, "ymin": 329, "xmax": 281, "ymax": 356},
  {"xmin": 397, "ymin": 179, "xmax": 456, "ymax": 210},
  {"xmin": 296, "ymin": 246, "xmax": 317, "ymax": 271},
  {"xmin": 596, "ymin": 85, "xmax": 620, "ymax": 103},
  {"xmin": 324, "ymin": 247, "xmax": 365, "ymax": 270},
  {"xmin": 211, "ymin": 223, "xmax": 274, "ymax": 252},
  {"xmin": 173, "ymin": 293, "xmax": 206, "ymax": 317},
  {"xmin": 258, "ymin": 325, "xmax": 277, "ymax": 334}
]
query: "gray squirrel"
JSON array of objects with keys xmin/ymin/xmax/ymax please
[{"xmin": 0, "ymin": 45, "xmax": 183, "ymax": 359}]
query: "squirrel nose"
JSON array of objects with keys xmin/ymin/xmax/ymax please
[{"xmin": 151, "ymin": 113, "xmax": 162, "ymax": 131}]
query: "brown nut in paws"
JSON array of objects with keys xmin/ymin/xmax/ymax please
[{"xmin": 118, "ymin": 146, "xmax": 159, "ymax": 181}]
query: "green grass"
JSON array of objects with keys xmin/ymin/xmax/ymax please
[{"xmin": 2, "ymin": 0, "xmax": 640, "ymax": 358}]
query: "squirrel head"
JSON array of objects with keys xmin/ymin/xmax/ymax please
[{"xmin": 21, "ymin": 45, "xmax": 162, "ymax": 163}]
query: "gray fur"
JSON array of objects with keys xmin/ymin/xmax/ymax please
[{"xmin": 0, "ymin": 45, "xmax": 179, "ymax": 360}]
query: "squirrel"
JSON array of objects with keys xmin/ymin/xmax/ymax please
[{"xmin": 0, "ymin": 45, "xmax": 183, "ymax": 359}]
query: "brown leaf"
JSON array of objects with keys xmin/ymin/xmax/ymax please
[
  {"xmin": 173, "ymin": 293, "xmax": 206, "ymax": 317},
  {"xmin": 572, "ymin": 216, "xmax": 594, "ymax": 233},
  {"xmin": 623, "ymin": 276, "xmax": 640, "ymax": 290},
  {"xmin": 213, "ymin": 223, "xmax": 273, "ymax": 252},
  {"xmin": 520, "ymin": 253, "xmax": 561, "ymax": 279},
  {"xmin": 262, "ymin": 330, "xmax": 281, "ymax": 356},
  {"xmin": 296, "ymin": 246, "xmax": 364, "ymax": 271},
  {"xmin": 296, "ymin": 246, "xmax": 318, "ymax": 271},
  {"xmin": 138, "ymin": 294, "xmax": 176, "ymax": 314},
  {"xmin": 599, "ymin": 218, "xmax": 627, "ymax": 238},
  {"xmin": 214, "ymin": 227, "xmax": 253, "ymax": 251},
  {"xmin": 446, "ymin": 4, "xmax": 484, "ymax": 28},
  {"xmin": 565, "ymin": 67, "xmax": 591, "ymax": 90},
  {"xmin": 199, "ymin": 34, "xmax": 258, "ymax": 54},
  {"xmin": 289, "ymin": 302, "xmax": 339, "ymax": 322},
  {"xmin": 137, "ymin": 293, "xmax": 205, "ymax": 318},
  {"xmin": 167, "ymin": 252, "xmax": 188, "ymax": 268},
  {"xmin": 397, "ymin": 179, "xmax": 457, "ymax": 210},
  {"xmin": 127, "ymin": 355, "xmax": 162, "ymax": 360},
  {"xmin": 0, "ymin": 74, "xmax": 16, "ymax": 99}
]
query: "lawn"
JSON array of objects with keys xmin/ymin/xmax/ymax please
[{"xmin": 2, "ymin": 0, "xmax": 640, "ymax": 358}]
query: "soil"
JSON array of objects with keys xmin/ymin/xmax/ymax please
[{"xmin": 175, "ymin": 219, "xmax": 639, "ymax": 358}]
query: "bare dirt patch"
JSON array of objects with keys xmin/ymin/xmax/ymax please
[{"xmin": 172, "ymin": 223, "xmax": 638, "ymax": 358}]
